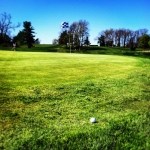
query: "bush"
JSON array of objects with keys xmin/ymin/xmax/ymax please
[
  {"xmin": 0, "ymin": 43, "xmax": 12, "ymax": 47},
  {"xmin": 130, "ymin": 47, "xmax": 136, "ymax": 51},
  {"xmin": 139, "ymin": 34, "xmax": 150, "ymax": 49}
]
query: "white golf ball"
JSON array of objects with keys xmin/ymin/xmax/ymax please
[{"xmin": 90, "ymin": 117, "xmax": 96, "ymax": 123}]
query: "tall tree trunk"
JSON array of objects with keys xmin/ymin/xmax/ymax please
[{"xmin": 124, "ymin": 37, "xmax": 126, "ymax": 47}]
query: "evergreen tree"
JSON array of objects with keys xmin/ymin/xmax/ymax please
[
  {"xmin": 13, "ymin": 31, "xmax": 25, "ymax": 46},
  {"xmin": 58, "ymin": 30, "xmax": 69, "ymax": 48},
  {"xmin": 84, "ymin": 36, "xmax": 90, "ymax": 46},
  {"xmin": 23, "ymin": 21, "xmax": 35, "ymax": 48},
  {"xmin": 98, "ymin": 35, "xmax": 105, "ymax": 46}
]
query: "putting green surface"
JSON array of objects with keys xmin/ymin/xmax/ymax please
[
  {"xmin": 0, "ymin": 50, "xmax": 150, "ymax": 149},
  {"xmin": 0, "ymin": 51, "xmax": 140, "ymax": 88}
]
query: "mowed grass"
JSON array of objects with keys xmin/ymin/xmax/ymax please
[{"xmin": 0, "ymin": 50, "xmax": 150, "ymax": 149}]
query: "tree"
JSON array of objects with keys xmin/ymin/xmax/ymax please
[
  {"xmin": 13, "ymin": 30, "xmax": 25, "ymax": 46},
  {"xmin": 35, "ymin": 38, "xmax": 41, "ymax": 44},
  {"xmin": 97, "ymin": 35, "xmax": 105, "ymax": 46},
  {"xmin": 73, "ymin": 33, "xmax": 80, "ymax": 50},
  {"xmin": 139, "ymin": 28, "xmax": 148, "ymax": 36},
  {"xmin": 69, "ymin": 22, "xmax": 80, "ymax": 49},
  {"xmin": 78, "ymin": 20, "xmax": 89, "ymax": 46},
  {"xmin": 134, "ymin": 30, "xmax": 140, "ymax": 48},
  {"xmin": 52, "ymin": 38, "xmax": 58, "ymax": 44},
  {"xmin": 0, "ymin": 12, "xmax": 20, "ymax": 44},
  {"xmin": 69, "ymin": 20, "xmax": 89, "ymax": 50},
  {"xmin": 84, "ymin": 36, "xmax": 90, "ymax": 46},
  {"xmin": 58, "ymin": 20, "xmax": 89, "ymax": 50},
  {"xmin": 104, "ymin": 29, "xmax": 109, "ymax": 46},
  {"xmin": 96, "ymin": 28, "xmax": 149, "ymax": 48},
  {"xmin": 58, "ymin": 30, "xmax": 69, "ymax": 48},
  {"xmin": 128, "ymin": 30, "xmax": 136, "ymax": 49},
  {"xmin": 22, "ymin": 21, "xmax": 36, "ymax": 48},
  {"xmin": 148, "ymin": 40, "xmax": 150, "ymax": 47},
  {"xmin": 115, "ymin": 29, "xmax": 124, "ymax": 47},
  {"xmin": 122, "ymin": 29, "xmax": 130, "ymax": 47},
  {"xmin": 2, "ymin": 34, "xmax": 11, "ymax": 43},
  {"xmin": 104, "ymin": 29, "xmax": 114, "ymax": 46},
  {"xmin": 94, "ymin": 30, "xmax": 106, "ymax": 46},
  {"xmin": 139, "ymin": 34, "xmax": 150, "ymax": 49}
]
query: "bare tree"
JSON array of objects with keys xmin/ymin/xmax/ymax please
[
  {"xmin": 78, "ymin": 20, "xmax": 89, "ymax": 46},
  {"xmin": 125, "ymin": 29, "xmax": 131, "ymax": 47},
  {"xmin": 122, "ymin": 29, "xmax": 126, "ymax": 47},
  {"xmin": 106, "ymin": 29, "xmax": 114, "ymax": 46},
  {"xmin": 134, "ymin": 30, "xmax": 140, "ymax": 47},
  {"xmin": 95, "ymin": 29, "xmax": 115, "ymax": 46},
  {"xmin": 69, "ymin": 20, "xmax": 89, "ymax": 50},
  {"xmin": 128, "ymin": 30, "xmax": 136, "ymax": 49},
  {"xmin": 104, "ymin": 29, "xmax": 109, "ymax": 46},
  {"xmin": 139, "ymin": 28, "xmax": 148, "ymax": 36},
  {"xmin": 121, "ymin": 29, "xmax": 131, "ymax": 47},
  {"xmin": 96, "ymin": 28, "xmax": 149, "ymax": 48},
  {"xmin": 52, "ymin": 39, "xmax": 58, "ymax": 45},
  {"xmin": 69, "ymin": 22, "xmax": 79, "ymax": 49},
  {"xmin": 0, "ymin": 12, "xmax": 20, "ymax": 44},
  {"xmin": 115, "ymin": 29, "xmax": 123, "ymax": 47}
]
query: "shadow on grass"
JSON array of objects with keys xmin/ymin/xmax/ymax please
[
  {"xmin": 8, "ymin": 111, "xmax": 150, "ymax": 149},
  {"xmin": 1, "ymin": 110, "xmax": 20, "ymax": 120}
]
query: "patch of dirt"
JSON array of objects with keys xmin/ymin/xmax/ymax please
[{"xmin": 136, "ymin": 51, "xmax": 150, "ymax": 53}]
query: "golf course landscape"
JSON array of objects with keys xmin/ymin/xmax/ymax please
[{"xmin": 0, "ymin": 45, "xmax": 150, "ymax": 149}]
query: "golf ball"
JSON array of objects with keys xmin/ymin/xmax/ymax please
[{"xmin": 90, "ymin": 117, "xmax": 96, "ymax": 123}]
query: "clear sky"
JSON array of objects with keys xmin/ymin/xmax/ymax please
[{"xmin": 1, "ymin": 0, "xmax": 150, "ymax": 45}]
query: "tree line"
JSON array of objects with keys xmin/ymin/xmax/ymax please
[
  {"xmin": 95, "ymin": 28, "xmax": 150, "ymax": 49},
  {"xmin": 55, "ymin": 25, "xmax": 150, "ymax": 50},
  {"xmin": 1, "ymin": 12, "xmax": 150, "ymax": 50},
  {"xmin": 0, "ymin": 12, "xmax": 40, "ymax": 48}
]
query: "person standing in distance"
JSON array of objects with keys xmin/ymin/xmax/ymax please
[{"xmin": 13, "ymin": 42, "xmax": 16, "ymax": 51}]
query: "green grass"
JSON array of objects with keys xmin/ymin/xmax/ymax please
[
  {"xmin": 0, "ymin": 50, "xmax": 150, "ymax": 149},
  {"xmin": 0, "ymin": 44, "xmax": 64, "ymax": 52},
  {"xmin": 1, "ymin": 44, "xmax": 150, "ymax": 59}
]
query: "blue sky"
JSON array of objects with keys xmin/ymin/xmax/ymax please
[{"xmin": 1, "ymin": 0, "xmax": 150, "ymax": 44}]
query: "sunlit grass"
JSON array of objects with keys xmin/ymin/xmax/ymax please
[
  {"xmin": 0, "ymin": 50, "xmax": 150, "ymax": 149},
  {"xmin": 0, "ymin": 51, "xmax": 139, "ymax": 87}
]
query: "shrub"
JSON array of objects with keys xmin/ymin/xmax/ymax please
[
  {"xmin": 130, "ymin": 47, "xmax": 136, "ymax": 51},
  {"xmin": 139, "ymin": 34, "xmax": 150, "ymax": 49}
]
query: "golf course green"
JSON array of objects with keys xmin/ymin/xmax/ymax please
[{"xmin": 0, "ymin": 49, "xmax": 150, "ymax": 149}]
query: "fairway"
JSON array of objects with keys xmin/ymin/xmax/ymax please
[{"xmin": 0, "ymin": 50, "xmax": 150, "ymax": 149}]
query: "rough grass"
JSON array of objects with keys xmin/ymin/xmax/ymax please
[
  {"xmin": 0, "ymin": 50, "xmax": 150, "ymax": 149},
  {"xmin": 1, "ymin": 44, "xmax": 150, "ymax": 55}
]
